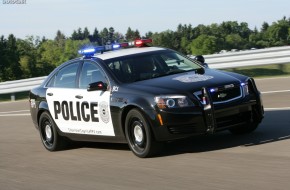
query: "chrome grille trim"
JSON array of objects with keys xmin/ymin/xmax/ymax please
[{"xmin": 193, "ymin": 85, "xmax": 243, "ymax": 105}]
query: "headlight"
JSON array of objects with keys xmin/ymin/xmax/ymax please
[
  {"xmin": 155, "ymin": 95, "xmax": 194, "ymax": 109},
  {"xmin": 241, "ymin": 82, "xmax": 249, "ymax": 96}
]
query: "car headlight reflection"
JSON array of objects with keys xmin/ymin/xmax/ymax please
[
  {"xmin": 155, "ymin": 95, "xmax": 193, "ymax": 109},
  {"xmin": 241, "ymin": 82, "xmax": 249, "ymax": 96}
]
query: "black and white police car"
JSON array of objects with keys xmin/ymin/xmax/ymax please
[{"xmin": 29, "ymin": 39, "xmax": 264, "ymax": 158}]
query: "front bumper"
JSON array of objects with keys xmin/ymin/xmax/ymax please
[{"xmin": 150, "ymin": 92, "xmax": 264, "ymax": 142}]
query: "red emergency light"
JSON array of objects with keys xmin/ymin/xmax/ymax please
[{"xmin": 134, "ymin": 39, "xmax": 153, "ymax": 47}]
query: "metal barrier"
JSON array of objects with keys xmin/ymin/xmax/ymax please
[
  {"xmin": 0, "ymin": 76, "xmax": 46, "ymax": 101},
  {"xmin": 1, "ymin": 46, "xmax": 290, "ymax": 101},
  {"xmin": 200, "ymin": 46, "xmax": 290, "ymax": 69}
]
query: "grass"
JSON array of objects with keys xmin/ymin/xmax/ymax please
[
  {"xmin": 0, "ymin": 91, "xmax": 30, "ymax": 102},
  {"xmin": 223, "ymin": 63, "xmax": 290, "ymax": 78}
]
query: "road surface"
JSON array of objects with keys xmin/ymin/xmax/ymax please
[{"xmin": 1, "ymin": 76, "xmax": 290, "ymax": 190}]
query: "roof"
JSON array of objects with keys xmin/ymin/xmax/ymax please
[{"xmin": 94, "ymin": 47, "xmax": 166, "ymax": 60}]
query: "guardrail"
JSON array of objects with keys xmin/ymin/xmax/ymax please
[
  {"xmin": 0, "ymin": 76, "xmax": 46, "ymax": 101},
  {"xmin": 1, "ymin": 46, "xmax": 290, "ymax": 101},
  {"xmin": 200, "ymin": 46, "xmax": 290, "ymax": 69}
]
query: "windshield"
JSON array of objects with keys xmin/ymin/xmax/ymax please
[{"xmin": 105, "ymin": 50, "xmax": 202, "ymax": 83}]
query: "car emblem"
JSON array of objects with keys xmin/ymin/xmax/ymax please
[
  {"xmin": 218, "ymin": 93, "xmax": 227, "ymax": 98},
  {"xmin": 224, "ymin": 84, "xmax": 235, "ymax": 89}
]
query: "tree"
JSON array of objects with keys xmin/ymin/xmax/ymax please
[
  {"xmin": 71, "ymin": 30, "xmax": 79, "ymax": 40},
  {"xmin": 55, "ymin": 30, "xmax": 66, "ymax": 41},
  {"xmin": 180, "ymin": 37, "xmax": 191, "ymax": 54},
  {"xmin": 225, "ymin": 34, "xmax": 243, "ymax": 50},
  {"xmin": 192, "ymin": 24, "xmax": 209, "ymax": 38},
  {"xmin": 71, "ymin": 28, "xmax": 84, "ymax": 40},
  {"xmin": 90, "ymin": 27, "xmax": 101, "ymax": 44},
  {"xmin": 83, "ymin": 27, "xmax": 90, "ymax": 40},
  {"xmin": 1, "ymin": 34, "xmax": 23, "ymax": 80},
  {"xmin": 189, "ymin": 34, "xmax": 218, "ymax": 55},
  {"xmin": 0, "ymin": 36, "xmax": 8, "ymax": 81},
  {"xmin": 17, "ymin": 36, "xmax": 40, "ymax": 78},
  {"xmin": 108, "ymin": 27, "xmax": 115, "ymax": 43},
  {"xmin": 261, "ymin": 22, "xmax": 269, "ymax": 32},
  {"xmin": 125, "ymin": 27, "xmax": 140, "ymax": 41},
  {"xmin": 239, "ymin": 22, "xmax": 252, "ymax": 39},
  {"xmin": 145, "ymin": 31, "xmax": 153, "ymax": 39},
  {"xmin": 266, "ymin": 17, "xmax": 290, "ymax": 45},
  {"xmin": 100, "ymin": 27, "xmax": 109, "ymax": 45}
]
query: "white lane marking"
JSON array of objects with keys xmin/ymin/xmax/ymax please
[
  {"xmin": 255, "ymin": 76, "xmax": 290, "ymax": 80},
  {"xmin": 0, "ymin": 110, "xmax": 29, "ymax": 114},
  {"xmin": 0, "ymin": 113, "xmax": 30, "ymax": 117},
  {"xmin": 0, "ymin": 100, "xmax": 28, "ymax": 105},
  {"xmin": 264, "ymin": 107, "xmax": 290, "ymax": 111},
  {"xmin": 262, "ymin": 90, "xmax": 290, "ymax": 94},
  {"xmin": 0, "ymin": 109, "xmax": 30, "ymax": 117}
]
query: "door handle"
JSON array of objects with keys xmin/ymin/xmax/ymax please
[
  {"xmin": 47, "ymin": 93, "xmax": 53, "ymax": 96},
  {"xmin": 75, "ymin": 95, "xmax": 83, "ymax": 99}
]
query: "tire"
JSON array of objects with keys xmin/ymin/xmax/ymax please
[
  {"xmin": 39, "ymin": 111, "xmax": 67, "ymax": 151},
  {"xmin": 229, "ymin": 121, "xmax": 259, "ymax": 135},
  {"xmin": 125, "ymin": 109, "xmax": 160, "ymax": 158}
]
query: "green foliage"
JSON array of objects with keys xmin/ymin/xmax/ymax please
[
  {"xmin": 0, "ymin": 16, "xmax": 289, "ymax": 82},
  {"xmin": 225, "ymin": 34, "xmax": 244, "ymax": 49},
  {"xmin": 0, "ymin": 34, "xmax": 23, "ymax": 81},
  {"xmin": 152, "ymin": 30, "xmax": 176, "ymax": 49},
  {"xmin": 266, "ymin": 18, "xmax": 289, "ymax": 45},
  {"xmin": 125, "ymin": 27, "xmax": 141, "ymax": 41},
  {"xmin": 189, "ymin": 35, "xmax": 218, "ymax": 55},
  {"xmin": 39, "ymin": 38, "xmax": 89, "ymax": 69}
]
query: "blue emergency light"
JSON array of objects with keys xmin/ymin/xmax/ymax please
[
  {"xmin": 78, "ymin": 46, "xmax": 105, "ymax": 55},
  {"xmin": 112, "ymin": 44, "xmax": 121, "ymax": 49},
  {"xmin": 78, "ymin": 39, "xmax": 153, "ymax": 57}
]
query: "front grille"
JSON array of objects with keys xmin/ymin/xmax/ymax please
[
  {"xmin": 167, "ymin": 124, "xmax": 204, "ymax": 134},
  {"xmin": 194, "ymin": 83, "xmax": 242, "ymax": 104},
  {"xmin": 211, "ymin": 85, "xmax": 242, "ymax": 104},
  {"xmin": 215, "ymin": 111, "xmax": 251, "ymax": 131}
]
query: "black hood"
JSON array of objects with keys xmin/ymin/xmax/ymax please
[{"xmin": 122, "ymin": 69, "xmax": 248, "ymax": 95}]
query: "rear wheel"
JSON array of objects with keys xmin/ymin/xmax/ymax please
[
  {"xmin": 39, "ymin": 111, "xmax": 67, "ymax": 151},
  {"xmin": 125, "ymin": 109, "xmax": 160, "ymax": 158}
]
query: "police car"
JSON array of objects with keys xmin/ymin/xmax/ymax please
[{"xmin": 29, "ymin": 39, "xmax": 264, "ymax": 158}]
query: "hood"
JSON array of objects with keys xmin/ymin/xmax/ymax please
[{"xmin": 123, "ymin": 69, "xmax": 248, "ymax": 95}]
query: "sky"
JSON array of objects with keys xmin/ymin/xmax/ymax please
[{"xmin": 0, "ymin": 0, "xmax": 289, "ymax": 39}]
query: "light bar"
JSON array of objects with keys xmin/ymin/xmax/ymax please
[
  {"xmin": 78, "ymin": 46, "xmax": 105, "ymax": 56},
  {"xmin": 112, "ymin": 44, "xmax": 121, "ymax": 49},
  {"xmin": 120, "ymin": 42, "xmax": 129, "ymax": 47},
  {"xmin": 78, "ymin": 39, "xmax": 153, "ymax": 57},
  {"xmin": 134, "ymin": 39, "xmax": 153, "ymax": 47}
]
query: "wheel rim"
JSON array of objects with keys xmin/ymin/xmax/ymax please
[
  {"xmin": 130, "ymin": 120, "xmax": 146, "ymax": 149},
  {"xmin": 133, "ymin": 124, "xmax": 144, "ymax": 145},
  {"xmin": 45, "ymin": 124, "xmax": 52, "ymax": 141},
  {"xmin": 41, "ymin": 119, "xmax": 54, "ymax": 148}
]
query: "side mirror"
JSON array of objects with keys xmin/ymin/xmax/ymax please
[
  {"xmin": 196, "ymin": 67, "xmax": 205, "ymax": 75},
  {"xmin": 87, "ymin": 81, "xmax": 107, "ymax": 91}
]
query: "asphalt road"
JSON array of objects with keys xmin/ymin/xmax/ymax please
[{"xmin": 1, "ymin": 76, "xmax": 290, "ymax": 190}]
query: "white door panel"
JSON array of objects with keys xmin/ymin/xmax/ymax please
[{"xmin": 46, "ymin": 88, "xmax": 115, "ymax": 136}]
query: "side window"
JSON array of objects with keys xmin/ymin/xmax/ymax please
[
  {"xmin": 48, "ymin": 62, "xmax": 79, "ymax": 88},
  {"xmin": 107, "ymin": 60, "xmax": 133, "ymax": 82},
  {"xmin": 79, "ymin": 61, "xmax": 108, "ymax": 89}
]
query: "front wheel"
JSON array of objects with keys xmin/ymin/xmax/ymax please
[
  {"xmin": 125, "ymin": 109, "xmax": 160, "ymax": 158},
  {"xmin": 39, "ymin": 111, "xmax": 67, "ymax": 151}
]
